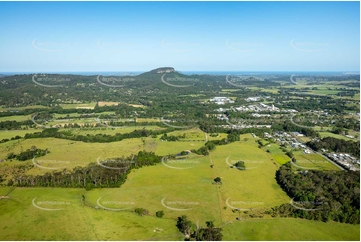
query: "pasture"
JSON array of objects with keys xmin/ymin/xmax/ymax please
[
  {"xmin": 222, "ymin": 218, "xmax": 360, "ymax": 241},
  {"xmin": 0, "ymin": 132, "xmax": 359, "ymax": 240},
  {"xmin": 0, "ymin": 115, "xmax": 32, "ymax": 122},
  {"xmin": 0, "ymin": 187, "xmax": 181, "ymax": 241},
  {"xmin": 0, "ymin": 137, "xmax": 145, "ymax": 176},
  {"xmin": 0, "ymin": 105, "xmax": 49, "ymax": 112},
  {"xmin": 292, "ymin": 151, "xmax": 340, "ymax": 170},
  {"xmin": 0, "ymin": 129, "xmax": 39, "ymax": 140},
  {"xmin": 59, "ymin": 102, "xmax": 97, "ymax": 109},
  {"xmin": 319, "ymin": 131, "xmax": 356, "ymax": 141},
  {"xmin": 167, "ymin": 128, "xmax": 206, "ymax": 141},
  {"xmin": 262, "ymin": 143, "xmax": 290, "ymax": 165},
  {"xmin": 67, "ymin": 126, "xmax": 165, "ymax": 136},
  {"xmin": 97, "ymin": 101, "xmax": 119, "ymax": 107},
  {"xmin": 209, "ymin": 134, "xmax": 291, "ymax": 221}
]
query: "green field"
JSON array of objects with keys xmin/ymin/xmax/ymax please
[
  {"xmin": 206, "ymin": 133, "xmax": 228, "ymax": 141},
  {"xmin": 0, "ymin": 129, "xmax": 39, "ymax": 140},
  {"xmin": 59, "ymin": 102, "xmax": 97, "ymax": 109},
  {"xmin": 47, "ymin": 118, "xmax": 97, "ymax": 126},
  {"xmin": 167, "ymin": 128, "xmax": 205, "ymax": 141},
  {"xmin": 67, "ymin": 126, "xmax": 166, "ymax": 136},
  {"xmin": 319, "ymin": 131, "xmax": 356, "ymax": 141},
  {"xmin": 0, "ymin": 137, "xmax": 146, "ymax": 175},
  {"xmin": 136, "ymin": 118, "xmax": 160, "ymax": 122},
  {"xmin": 262, "ymin": 143, "xmax": 290, "ymax": 165},
  {"xmin": 53, "ymin": 113, "xmax": 85, "ymax": 118},
  {"xmin": 209, "ymin": 135, "xmax": 291, "ymax": 222},
  {"xmin": 2, "ymin": 186, "xmax": 357, "ymax": 241},
  {"xmin": 0, "ymin": 115, "xmax": 32, "ymax": 122},
  {"xmin": 0, "ymin": 105, "xmax": 49, "ymax": 112},
  {"xmin": 0, "ymin": 187, "xmax": 181, "ymax": 241},
  {"xmin": 53, "ymin": 111, "xmax": 115, "ymax": 119},
  {"xmin": 222, "ymin": 218, "xmax": 360, "ymax": 241},
  {"xmin": 247, "ymin": 87, "xmax": 280, "ymax": 94},
  {"xmin": 293, "ymin": 151, "xmax": 340, "ymax": 170},
  {"xmin": 0, "ymin": 129, "xmax": 358, "ymax": 240}
]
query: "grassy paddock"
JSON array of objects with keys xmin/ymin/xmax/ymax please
[
  {"xmin": 0, "ymin": 187, "xmax": 181, "ymax": 240},
  {"xmin": 97, "ymin": 101, "xmax": 119, "ymax": 107},
  {"xmin": 293, "ymin": 151, "xmax": 340, "ymax": 170},
  {"xmin": 0, "ymin": 134, "xmax": 359, "ymax": 240},
  {"xmin": 59, "ymin": 102, "xmax": 96, "ymax": 110},
  {"xmin": 319, "ymin": 132, "xmax": 356, "ymax": 141},
  {"xmin": 0, "ymin": 129, "xmax": 39, "ymax": 140},
  {"xmin": 0, "ymin": 115, "xmax": 32, "ymax": 122},
  {"xmin": 263, "ymin": 143, "xmax": 289, "ymax": 165},
  {"xmin": 0, "ymin": 138, "xmax": 145, "ymax": 175},
  {"xmin": 222, "ymin": 218, "xmax": 360, "ymax": 241},
  {"xmin": 209, "ymin": 135, "xmax": 290, "ymax": 222},
  {"xmin": 0, "ymin": 105, "xmax": 49, "ymax": 112}
]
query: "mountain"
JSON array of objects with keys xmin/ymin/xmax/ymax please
[{"xmin": 147, "ymin": 67, "xmax": 175, "ymax": 74}]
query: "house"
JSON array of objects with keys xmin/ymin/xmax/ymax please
[{"xmin": 292, "ymin": 132, "xmax": 304, "ymax": 137}]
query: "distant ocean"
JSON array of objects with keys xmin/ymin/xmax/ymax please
[
  {"xmin": 179, "ymin": 71, "xmax": 360, "ymax": 76},
  {"xmin": 0, "ymin": 71, "xmax": 359, "ymax": 76}
]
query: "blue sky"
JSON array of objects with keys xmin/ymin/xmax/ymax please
[{"xmin": 0, "ymin": 1, "xmax": 359, "ymax": 72}]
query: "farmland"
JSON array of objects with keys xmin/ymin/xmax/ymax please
[
  {"xmin": 0, "ymin": 133, "xmax": 359, "ymax": 240},
  {"xmin": 0, "ymin": 70, "xmax": 359, "ymax": 240}
]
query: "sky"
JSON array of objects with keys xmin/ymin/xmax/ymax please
[{"xmin": 0, "ymin": 1, "xmax": 359, "ymax": 72}]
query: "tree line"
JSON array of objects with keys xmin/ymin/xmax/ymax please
[
  {"xmin": 306, "ymin": 137, "xmax": 360, "ymax": 157},
  {"xmin": 191, "ymin": 131, "xmax": 240, "ymax": 156},
  {"xmin": 272, "ymin": 120, "xmax": 319, "ymax": 138},
  {"xmin": 7, "ymin": 146, "xmax": 49, "ymax": 161},
  {"xmin": 0, "ymin": 120, "xmax": 34, "ymax": 130},
  {"xmin": 23, "ymin": 127, "xmax": 175, "ymax": 143},
  {"xmin": 8, "ymin": 151, "xmax": 160, "ymax": 189}
]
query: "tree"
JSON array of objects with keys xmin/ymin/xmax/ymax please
[
  {"xmin": 205, "ymin": 141, "xmax": 216, "ymax": 151},
  {"xmin": 198, "ymin": 146, "xmax": 209, "ymax": 156},
  {"xmin": 192, "ymin": 221, "xmax": 223, "ymax": 241},
  {"xmin": 206, "ymin": 221, "xmax": 214, "ymax": 228},
  {"xmin": 156, "ymin": 210, "xmax": 164, "ymax": 218},
  {"xmin": 214, "ymin": 177, "xmax": 221, "ymax": 184},
  {"xmin": 227, "ymin": 132, "xmax": 240, "ymax": 142},
  {"xmin": 134, "ymin": 208, "xmax": 149, "ymax": 216},
  {"xmin": 234, "ymin": 161, "xmax": 246, "ymax": 170},
  {"xmin": 176, "ymin": 215, "xmax": 194, "ymax": 237},
  {"xmin": 6, "ymin": 152, "xmax": 16, "ymax": 160}
]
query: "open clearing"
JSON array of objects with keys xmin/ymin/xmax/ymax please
[
  {"xmin": 209, "ymin": 134, "xmax": 291, "ymax": 222},
  {"xmin": 97, "ymin": 101, "xmax": 119, "ymax": 107},
  {"xmin": 0, "ymin": 187, "xmax": 181, "ymax": 241},
  {"xmin": 262, "ymin": 143, "xmax": 290, "ymax": 165},
  {"xmin": 222, "ymin": 218, "xmax": 360, "ymax": 241},
  {"xmin": 319, "ymin": 131, "xmax": 356, "ymax": 141},
  {"xmin": 0, "ymin": 105, "xmax": 49, "ymax": 112},
  {"xmin": 59, "ymin": 102, "xmax": 97, "ymax": 109},
  {"xmin": 293, "ymin": 151, "xmax": 340, "ymax": 170},
  {"xmin": 0, "ymin": 115, "xmax": 32, "ymax": 122},
  {"xmin": 0, "ymin": 129, "xmax": 39, "ymax": 140},
  {"xmin": 0, "ymin": 137, "xmax": 145, "ymax": 175}
]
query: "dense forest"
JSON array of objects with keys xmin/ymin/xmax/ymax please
[
  {"xmin": 306, "ymin": 137, "xmax": 360, "ymax": 157},
  {"xmin": 274, "ymin": 163, "xmax": 360, "ymax": 224}
]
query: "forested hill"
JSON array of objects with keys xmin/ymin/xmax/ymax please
[
  {"xmin": 0, "ymin": 69, "xmax": 226, "ymax": 107},
  {"xmin": 147, "ymin": 67, "xmax": 175, "ymax": 74}
]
